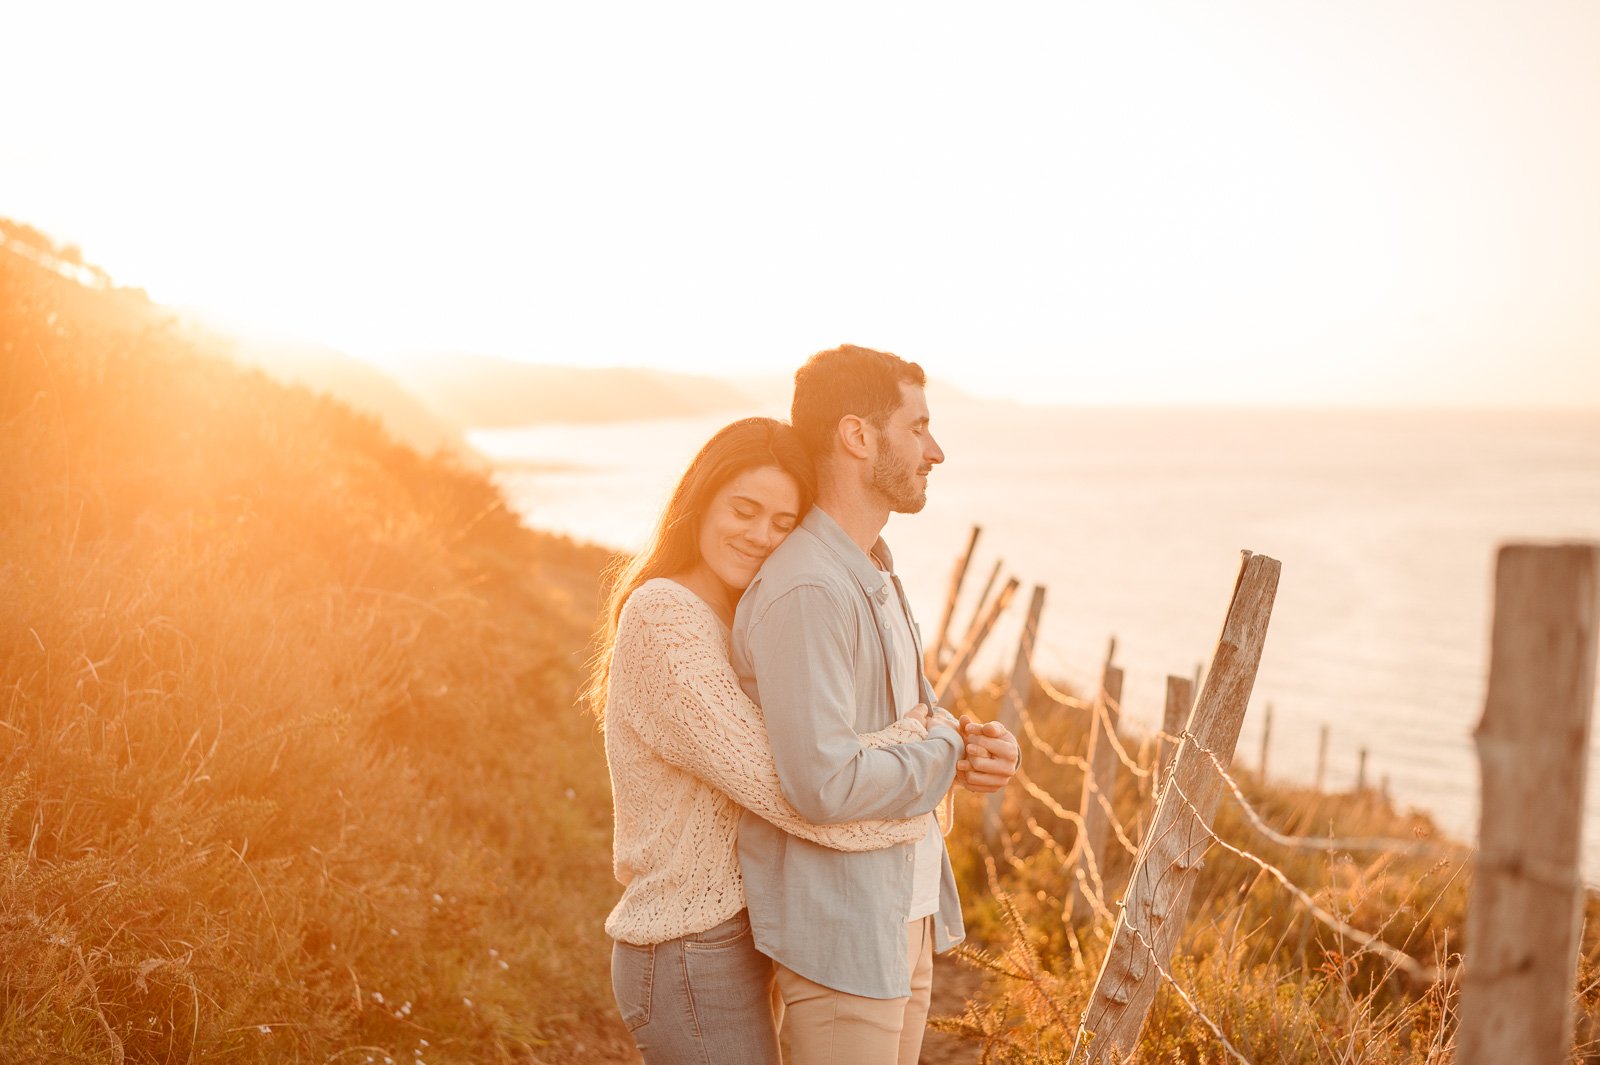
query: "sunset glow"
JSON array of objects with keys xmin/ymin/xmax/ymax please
[{"xmin": 5, "ymin": 1, "xmax": 1597, "ymax": 406}]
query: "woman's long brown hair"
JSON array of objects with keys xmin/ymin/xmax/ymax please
[{"xmin": 581, "ymin": 416, "xmax": 816, "ymax": 721}]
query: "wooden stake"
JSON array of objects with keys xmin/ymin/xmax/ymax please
[
  {"xmin": 1315, "ymin": 724, "xmax": 1329, "ymax": 792},
  {"xmin": 928, "ymin": 525, "xmax": 981, "ymax": 676},
  {"xmin": 1357, "ymin": 748, "xmax": 1368, "ymax": 792},
  {"xmin": 984, "ymin": 586, "xmax": 1046, "ymax": 850},
  {"xmin": 1258, "ymin": 701, "xmax": 1274, "ymax": 783},
  {"xmin": 954, "ymin": 559, "xmax": 1004, "ymax": 666},
  {"xmin": 934, "ymin": 577, "xmax": 1019, "ymax": 704},
  {"xmin": 1073, "ymin": 551, "xmax": 1281, "ymax": 1062},
  {"xmin": 1458, "ymin": 543, "xmax": 1600, "ymax": 1065},
  {"xmin": 1159, "ymin": 675, "xmax": 1193, "ymax": 778},
  {"xmin": 1070, "ymin": 656, "xmax": 1125, "ymax": 925}
]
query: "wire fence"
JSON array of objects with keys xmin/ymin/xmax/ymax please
[{"xmin": 984, "ymin": 656, "xmax": 1471, "ymax": 1063}]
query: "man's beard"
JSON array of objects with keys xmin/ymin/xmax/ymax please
[{"xmin": 871, "ymin": 448, "xmax": 927, "ymax": 514}]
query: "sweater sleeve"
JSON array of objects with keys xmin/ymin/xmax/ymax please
[{"xmin": 613, "ymin": 589, "xmax": 927, "ymax": 852}]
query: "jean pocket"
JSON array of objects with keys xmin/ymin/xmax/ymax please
[
  {"xmin": 683, "ymin": 910, "xmax": 751, "ymax": 951},
  {"xmin": 611, "ymin": 940, "xmax": 654, "ymax": 1031}
]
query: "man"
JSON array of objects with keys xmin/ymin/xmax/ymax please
[{"xmin": 732, "ymin": 344, "xmax": 1020, "ymax": 1064}]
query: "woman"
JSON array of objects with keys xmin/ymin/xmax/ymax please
[{"xmin": 586, "ymin": 417, "xmax": 935, "ymax": 1064}]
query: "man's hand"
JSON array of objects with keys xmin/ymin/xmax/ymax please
[{"xmin": 954, "ymin": 715, "xmax": 1019, "ymax": 794}]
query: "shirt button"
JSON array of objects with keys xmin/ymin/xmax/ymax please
[
  {"xmin": 876, "ymin": 587, "xmax": 889, "ymax": 603},
  {"xmin": 906, "ymin": 852, "xmax": 914, "ymax": 862}
]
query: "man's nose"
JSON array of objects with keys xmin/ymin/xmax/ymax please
[{"xmin": 926, "ymin": 432, "xmax": 945, "ymax": 466}]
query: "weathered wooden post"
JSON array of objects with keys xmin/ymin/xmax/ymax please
[
  {"xmin": 1070, "ymin": 647, "xmax": 1125, "ymax": 925},
  {"xmin": 1315, "ymin": 724, "xmax": 1329, "ymax": 791},
  {"xmin": 1458, "ymin": 543, "xmax": 1600, "ymax": 1065},
  {"xmin": 984, "ymin": 586, "xmax": 1046, "ymax": 850},
  {"xmin": 934, "ymin": 577, "xmax": 1019, "ymax": 705},
  {"xmin": 1072, "ymin": 551, "xmax": 1280, "ymax": 1062},
  {"xmin": 1356, "ymin": 747, "xmax": 1368, "ymax": 792},
  {"xmin": 928, "ymin": 525, "xmax": 981, "ymax": 676},
  {"xmin": 1158, "ymin": 675, "xmax": 1193, "ymax": 778},
  {"xmin": 955, "ymin": 559, "xmax": 1004, "ymax": 661},
  {"xmin": 1258, "ymin": 701, "xmax": 1274, "ymax": 783}
]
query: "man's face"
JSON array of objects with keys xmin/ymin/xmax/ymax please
[{"xmin": 869, "ymin": 382, "xmax": 944, "ymax": 513}]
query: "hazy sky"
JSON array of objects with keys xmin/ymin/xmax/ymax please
[{"xmin": 5, "ymin": 1, "xmax": 1597, "ymax": 406}]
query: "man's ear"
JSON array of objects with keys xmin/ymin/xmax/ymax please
[{"xmin": 836, "ymin": 414, "xmax": 872, "ymax": 461}]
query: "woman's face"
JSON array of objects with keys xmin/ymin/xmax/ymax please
[{"xmin": 695, "ymin": 465, "xmax": 802, "ymax": 594}]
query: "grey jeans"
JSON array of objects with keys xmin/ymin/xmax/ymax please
[{"xmin": 611, "ymin": 909, "xmax": 781, "ymax": 1065}]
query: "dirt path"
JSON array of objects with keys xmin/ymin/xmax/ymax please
[{"xmin": 920, "ymin": 952, "xmax": 986, "ymax": 1064}]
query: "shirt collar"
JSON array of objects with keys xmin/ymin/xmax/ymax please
[{"xmin": 802, "ymin": 506, "xmax": 896, "ymax": 596}]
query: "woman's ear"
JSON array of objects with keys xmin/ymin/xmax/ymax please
[{"xmin": 836, "ymin": 414, "xmax": 872, "ymax": 461}]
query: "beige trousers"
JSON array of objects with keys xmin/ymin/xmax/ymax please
[{"xmin": 774, "ymin": 917, "xmax": 935, "ymax": 1065}]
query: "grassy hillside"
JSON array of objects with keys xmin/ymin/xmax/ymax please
[
  {"xmin": 174, "ymin": 314, "xmax": 481, "ymax": 465},
  {"xmin": 1, "ymin": 224, "xmax": 628, "ymax": 1063},
  {"xmin": 388, "ymin": 353, "xmax": 757, "ymax": 427}
]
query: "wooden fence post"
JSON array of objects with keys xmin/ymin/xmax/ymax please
[
  {"xmin": 1458, "ymin": 543, "xmax": 1600, "ymax": 1065},
  {"xmin": 928, "ymin": 525, "xmax": 981, "ymax": 676},
  {"xmin": 1070, "ymin": 649, "xmax": 1125, "ymax": 925},
  {"xmin": 1258, "ymin": 701, "xmax": 1274, "ymax": 783},
  {"xmin": 934, "ymin": 577, "xmax": 1019, "ymax": 705},
  {"xmin": 1315, "ymin": 724, "xmax": 1329, "ymax": 792},
  {"xmin": 1158, "ymin": 675, "xmax": 1194, "ymax": 778},
  {"xmin": 954, "ymin": 559, "xmax": 1004, "ymax": 665},
  {"xmin": 1073, "ymin": 551, "xmax": 1281, "ymax": 1062},
  {"xmin": 1357, "ymin": 748, "xmax": 1368, "ymax": 792},
  {"xmin": 984, "ymin": 586, "xmax": 1046, "ymax": 850}
]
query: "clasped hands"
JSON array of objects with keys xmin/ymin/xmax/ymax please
[{"xmin": 900, "ymin": 703, "xmax": 1019, "ymax": 795}]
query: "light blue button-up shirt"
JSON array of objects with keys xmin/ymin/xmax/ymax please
[{"xmin": 732, "ymin": 506, "xmax": 966, "ymax": 999}]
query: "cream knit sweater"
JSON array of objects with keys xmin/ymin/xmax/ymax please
[{"xmin": 603, "ymin": 578, "xmax": 930, "ymax": 945}]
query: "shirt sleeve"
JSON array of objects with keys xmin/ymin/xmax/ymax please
[
  {"xmin": 744, "ymin": 582, "xmax": 962, "ymax": 824},
  {"xmin": 614, "ymin": 592, "xmax": 928, "ymax": 852}
]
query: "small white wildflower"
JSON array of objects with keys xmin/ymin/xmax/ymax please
[
  {"xmin": 419, "ymin": 1039, "xmax": 429, "ymax": 1047},
  {"xmin": 258, "ymin": 1025, "xmax": 272, "ymax": 1035},
  {"xmin": 488, "ymin": 947, "xmax": 498, "ymax": 958},
  {"xmin": 431, "ymin": 893, "xmax": 444, "ymax": 905},
  {"xmin": 462, "ymin": 996, "xmax": 473, "ymax": 1008},
  {"xmin": 390, "ymin": 927, "xmax": 400, "ymax": 936},
  {"xmin": 498, "ymin": 959, "xmax": 509, "ymax": 971},
  {"xmin": 371, "ymin": 991, "xmax": 385, "ymax": 1004}
]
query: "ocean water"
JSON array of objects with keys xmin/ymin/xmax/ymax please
[{"xmin": 472, "ymin": 404, "xmax": 1600, "ymax": 877}]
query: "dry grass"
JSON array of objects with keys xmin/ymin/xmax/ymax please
[
  {"xmin": 934, "ymin": 682, "xmax": 1600, "ymax": 1063},
  {"xmin": 1, "ymin": 224, "xmax": 629, "ymax": 1063}
]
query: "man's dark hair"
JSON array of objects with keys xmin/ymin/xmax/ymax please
[{"xmin": 790, "ymin": 344, "xmax": 926, "ymax": 461}]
